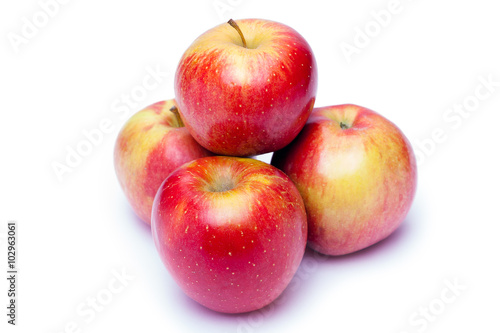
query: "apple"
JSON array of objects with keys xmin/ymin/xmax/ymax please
[
  {"xmin": 272, "ymin": 104, "xmax": 417, "ymax": 256},
  {"xmin": 114, "ymin": 99, "xmax": 213, "ymax": 224},
  {"xmin": 174, "ymin": 18, "xmax": 317, "ymax": 156},
  {"xmin": 151, "ymin": 156, "xmax": 307, "ymax": 313}
]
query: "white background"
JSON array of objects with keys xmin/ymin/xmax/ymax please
[{"xmin": 1, "ymin": 0, "xmax": 499, "ymax": 332}]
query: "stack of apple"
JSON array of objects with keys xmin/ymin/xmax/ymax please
[{"xmin": 114, "ymin": 19, "xmax": 417, "ymax": 314}]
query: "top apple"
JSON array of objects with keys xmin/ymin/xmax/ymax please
[{"xmin": 174, "ymin": 18, "xmax": 318, "ymax": 156}]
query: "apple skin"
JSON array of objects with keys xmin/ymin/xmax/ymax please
[
  {"xmin": 272, "ymin": 104, "xmax": 417, "ymax": 256},
  {"xmin": 151, "ymin": 156, "xmax": 307, "ymax": 313},
  {"xmin": 174, "ymin": 18, "xmax": 317, "ymax": 156},
  {"xmin": 114, "ymin": 100, "xmax": 213, "ymax": 224}
]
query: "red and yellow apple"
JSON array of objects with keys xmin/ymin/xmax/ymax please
[
  {"xmin": 114, "ymin": 100, "xmax": 213, "ymax": 224},
  {"xmin": 174, "ymin": 18, "xmax": 317, "ymax": 156},
  {"xmin": 272, "ymin": 104, "xmax": 417, "ymax": 256},
  {"xmin": 151, "ymin": 156, "xmax": 307, "ymax": 313}
]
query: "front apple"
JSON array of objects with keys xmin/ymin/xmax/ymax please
[
  {"xmin": 272, "ymin": 104, "xmax": 417, "ymax": 256},
  {"xmin": 114, "ymin": 100, "xmax": 213, "ymax": 224},
  {"xmin": 152, "ymin": 156, "xmax": 307, "ymax": 313},
  {"xmin": 174, "ymin": 18, "xmax": 317, "ymax": 156}
]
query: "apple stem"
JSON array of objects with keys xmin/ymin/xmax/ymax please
[
  {"xmin": 169, "ymin": 105, "xmax": 184, "ymax": 127},
  {"xmin": 227, "ymin": 19, "xmax": 247, "ymax": 48},
  {"xmin": 340, "ymin": 122, "xmax": 349, "ymax": 130}
]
